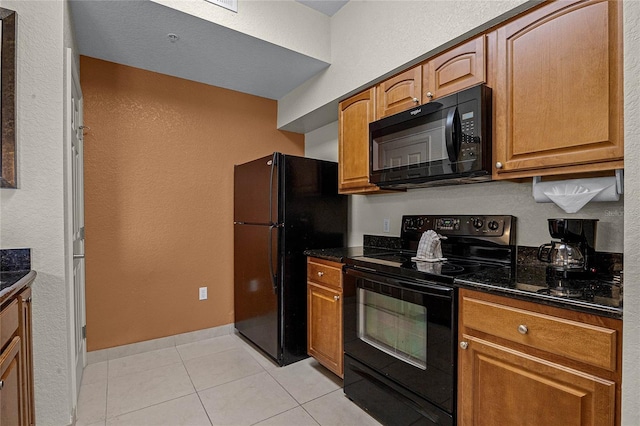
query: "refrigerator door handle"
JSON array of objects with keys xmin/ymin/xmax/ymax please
[
  {"xmin": 268, "ymin": 152, "xmax": 278, "ymax": 226},
  {"xmin": 268, "ymin": 223, "xmax": 280, "ymax": 294}
]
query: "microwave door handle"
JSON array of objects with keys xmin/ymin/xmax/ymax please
[{"xmin": 445, "ymin": 107, "xmax": 461, "ymax": 164}]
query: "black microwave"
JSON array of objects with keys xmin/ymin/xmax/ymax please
[{"xmin": 369, "ymin": 84, "xmax": 492, "ymax": 188}]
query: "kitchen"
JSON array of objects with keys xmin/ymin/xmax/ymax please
[{"xmin": 0, "ymin": 0, "xmax": 638, "ymax": 425}]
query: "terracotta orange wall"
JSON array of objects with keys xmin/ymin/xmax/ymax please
[{"xmin": 80, "ymin": 56, "xmax": 304, "ymax": 351}]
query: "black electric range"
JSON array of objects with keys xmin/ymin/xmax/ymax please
[{"xmin": 342, "ymin": 215, "xmax": 516, "ymax": 426}]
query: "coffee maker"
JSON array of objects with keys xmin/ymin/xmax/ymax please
[{"xmin": 537, "ymin": 218, "xmax": 598, "ymax": 296}]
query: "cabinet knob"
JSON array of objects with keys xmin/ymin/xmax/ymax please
[
  {"xmin": 518, "ymin": 324, "xmax": 529, "ymax": 335},
  {"xmin": 495, "ymin": 162, "xmax": 503, "ymax": 169},
  {"xmin": 334, "ymin": 295, "xmax": 340, "ymax": 301},
  {"xmin": 460, "ymin": 341, "xmax": 469, "ymax": 350},
  {"xmin": 317, "ymin": 271, "xmax": 324, "ymax": 277},
  {"xmin": 426, "ymin": 92, "xmax": 434, "ymax": 99},
  {"xmin": 412, "ymin": 97, "xmax": 419, "ymax": 104},
  {"xmin": 0, "ymin": 380, "xmax": 4, "ymax": 390}
]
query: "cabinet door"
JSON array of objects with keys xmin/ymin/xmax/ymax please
[
  {"xmin": 18, "ymin": 288, "xmax": 33, "ymax": 426},
  {"xmin": 307, "ymin": 282, "xmax": 343, "ymax": 377},
  {"xmin": 0, "ymin": 337, "xmax": 23, "ymax": 426},
  {"xmin": 424, "ymin": 36, "xmax": 486, "ymax": 100},
  {"xmin": 493, "ymin": 0, "xmax": 623, "ymax": 178},
  {"xmin": 376, "ymin": 66, "xmax": 422, "ymax": 119},
  {"xmin": 458, "ymin": 335, "xmax": 616, "ymax": 426},
  {"xmin": 338, "ymin": 89, "xmax": 381, "ymax": 194}
]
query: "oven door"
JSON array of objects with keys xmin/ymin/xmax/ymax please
[{"xmin": 343, "ymin": 267, "xmax": 456, "ymax": 423}]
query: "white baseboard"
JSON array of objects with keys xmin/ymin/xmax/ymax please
[{"xmin": 86, "ymin": 323, "xmax": 234, "ymax": 364}]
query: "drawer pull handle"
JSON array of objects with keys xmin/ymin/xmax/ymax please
[
  {"xmin": 460, "ymin": 341, "xmax": 469, "ymax": 350},
  {"xmin": 317, "ymin": 271, "xmax": 324, "ymax": 277},
  {"xmin": 334, "ymin": 295, "xmax": 340, "ymax": 301},
  {"xmin": 518, "ymin": 324, "xmax": 528, "ymax": 335}
]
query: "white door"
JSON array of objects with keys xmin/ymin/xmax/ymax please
[{"xmin": 66, "ymin": 48, "xmax": 86, "ymax": 402}]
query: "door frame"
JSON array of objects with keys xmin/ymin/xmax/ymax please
[{"xmin": 64, "ymin": 47, "xmax": 86, "ymax": 415}]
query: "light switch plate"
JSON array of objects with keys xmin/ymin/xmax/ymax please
[
  {"xmin": 199, "ymin": 287, "xmax": 207, "ymax": 300},
  {"xmin": 383, "ymin": 218, "xmax": 390, "ymax": 233}
]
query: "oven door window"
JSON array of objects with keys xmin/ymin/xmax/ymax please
[{"xmin": 357, "ymin": 288, "xmax": 427, "ymax": 369}]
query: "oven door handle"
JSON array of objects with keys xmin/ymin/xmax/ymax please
[{"xmin": 345, "ymin": 266, "xmax": 453, "ymax": 299}]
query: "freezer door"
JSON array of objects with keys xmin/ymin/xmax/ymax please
[
  {"xmin": 234, "ymin": 153, "xmax": 279, "ymax": 225},
  {"xmin": 234, "ymin": 223, "xmax": 280, "ymax": 362}
]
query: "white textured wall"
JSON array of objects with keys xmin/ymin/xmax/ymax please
[
  {"xmin": 278, "ymin": 0, "xmax": 529, "ymax": 129},
  {"xmin": 0, "ymin": 0, "xmax": 73, "ymax": 424},
  {"xmin": 152, "ymin": 0, "xmax": 331, "ymax": 62},
  {"xmin": 304, "ymin": 121, "xmax": 339, "ymax": 162},
  {"xmin": 622, "ymin": 1, "xmax": 640, "ymax": 424}
]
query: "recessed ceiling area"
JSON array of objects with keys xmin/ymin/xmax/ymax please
[
  {"xmin": 295, "ymin": 0, "xmax": 349, "ymax": 17},
  {"xmin": 69, "ymin": 0, "xmax": 334, "ymax": 100}
]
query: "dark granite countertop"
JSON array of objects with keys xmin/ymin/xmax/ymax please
[
  {"xmin": 304, "ymin": 246, "xmax": 364, "ymax": 263},
  {"xmin": 0, "ymin": 248, "xmax": 36, "ymax": 304},
  {"xmin": 455, "ymin": 265, "xmax": 622, "ymax": 319},
  {"xmin": 305, "ymin": 241, "xmax": 623, "ymax": 319}
]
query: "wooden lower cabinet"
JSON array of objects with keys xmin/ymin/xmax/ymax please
[
  {"xmin": 307, "ymin": 257, "xmax": 343, "ymax": 378},
  {"xmin": 458, "ymin": 289, "xmax": 621, "ymax": 426},
  {"xmin": 18, "ymin": 288, "xmax": 34, "ymax": 426},
  {"xmin": 0, "ymin": 284, "xmax": 34, "ymax": 426}
]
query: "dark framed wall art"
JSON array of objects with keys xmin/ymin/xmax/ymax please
[{"xmin": 1, "ymin": 7, "xmax": 16, "ymax": 188}]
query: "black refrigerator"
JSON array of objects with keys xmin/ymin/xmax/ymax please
[{"xmin": 233, "ymin": 152, "xmax": 348, "ymax": 366}]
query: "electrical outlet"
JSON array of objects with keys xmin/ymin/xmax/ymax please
[
  {"xmin": 383, "ymin": 218, "xmax": 390, "ymax": 233},
  {"xmin": 199, "ymin": 287, "xmax": 207, "ymax": 300}
]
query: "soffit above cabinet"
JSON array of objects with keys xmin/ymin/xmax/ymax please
[{"xmin": 69, "ymin": 0, "xmax": 331, "ymax": 100}]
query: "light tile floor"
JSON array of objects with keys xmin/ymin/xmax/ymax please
[{"xmin": 76, "ymin": 333, "xmax": 382, "ymax": 426}]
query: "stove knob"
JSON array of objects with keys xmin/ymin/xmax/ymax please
[
  {"xmin": 488, "ymin": 220, "xmax": 499, "ymax": 230},
  {"xmin": 472, "ymin": 218, "xmax": 484, "ymax": 229}
]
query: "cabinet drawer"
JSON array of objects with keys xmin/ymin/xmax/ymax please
[
  {"xmin": 461, "ymin": 296, "xmax": 617, "ymax": 372},
  {"xmin": 307, "ymin": 258, "xmax": 343, "ymax": 289},
  {"xmin": 0, "ymin": 299, "xmax": 19, "ymax": 350}
]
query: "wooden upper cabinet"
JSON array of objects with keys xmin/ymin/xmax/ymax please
[
  {"xmin": 375, "ymin": 66, "xmax": 422, "ymax": 119},
  {"xmin": 338, "ymin": 88, "xmax": 384, "ymax": 194},
  {"xmin": 493, "ymin": 0, "xmax": 623, "ymax": 178},
  {"xmin": 424, "ymin": 36, "xmax": 486, "ymax": 101}
]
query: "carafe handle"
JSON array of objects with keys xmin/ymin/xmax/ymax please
[{"xmin": 537, "ymin": 243, "xmax": 554, "ymax": 263}]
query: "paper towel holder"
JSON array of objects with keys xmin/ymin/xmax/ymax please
[
  {"xmin": 532, "ymin": 169, "xmax": 624, "ymax": 195},
  {"xmin": 532, "ymin": 169, "xmax": 623, "ymax": 213}
]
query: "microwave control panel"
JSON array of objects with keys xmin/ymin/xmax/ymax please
[{"xmin": 458, "ymin": 110, "xmax": 481, "ymax": 168}]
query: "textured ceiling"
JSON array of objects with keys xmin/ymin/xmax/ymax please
[{"xmin": 69, "ymin": 0, "xmax": 338, "ymax": 100}]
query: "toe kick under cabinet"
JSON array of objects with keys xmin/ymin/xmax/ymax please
[
  {"xmin": 307, "ymin": 257, "xmax": 344, "ymax": 378},
  {"xmin": 458, "ymin": 288, "xmax": 622, "ymax": 426}
]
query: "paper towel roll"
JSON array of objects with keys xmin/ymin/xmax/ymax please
[{"xmin": 532, "ymin": 175, "xmax": 621, "ymax": 213}]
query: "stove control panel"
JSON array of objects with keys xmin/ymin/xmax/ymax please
[{"xmin": 401, "ymin": 215, "xmax": 516, "ymax": 246}]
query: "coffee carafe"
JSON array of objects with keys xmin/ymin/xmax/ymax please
[{"xmin": 537, "ymin": 218, "xmax": 598, "ymax": 275}]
